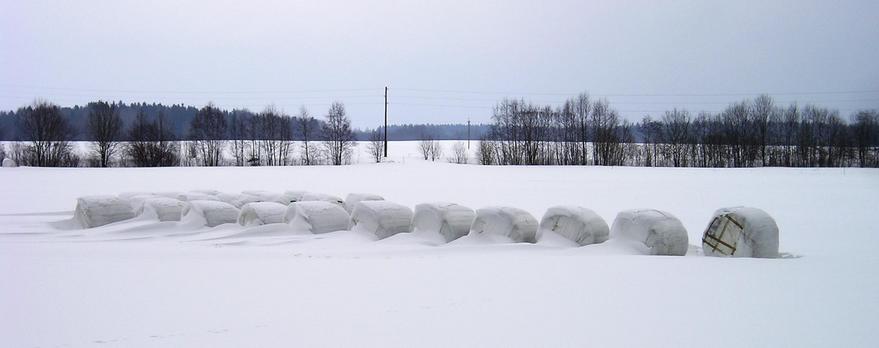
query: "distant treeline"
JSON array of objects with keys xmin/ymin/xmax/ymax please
[
  {"xmin": 0, "ymin": 102, "xmax": 487, "ymax": 142},
  {"xmin": 478, "ymin": 94, "xmax": 879, "ymax": 167}
]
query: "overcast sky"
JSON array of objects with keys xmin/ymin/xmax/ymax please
[{"xmin": 1, "ymin": 0, "xmax": 877, "ymax": 127}]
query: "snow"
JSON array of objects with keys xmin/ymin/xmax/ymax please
[
  {"xmin": 0, "ymin": 141, "xmax": 878, "ymax": 347},
  {"xmin": 344, "ymin": 193, "xmax": 385, "ymax": 213},
  {"xmin": 299, "ymin": 192, "xmax": 345, "ymax": 207},
  {"xmin": 181, "ymin": 200, "xmax": 240, "ymax": 227},
  {"xmin": 2, "ymin": 157, "xmax": 17, "ymax": 167},
  {"xmin": 538, "ymin": 205, "xmax": 609, "ymax": 246},
  {"xmin": 237, "ymin": 202, "xmax": 288, "ymax": 226},
  {"xmin": 284, "ymin": 201, "xmax": 351, "ymax": 234},
  {"xmin": 74, "ymin": 195, "xmax": 137, "ymax": 228},
  {"xmin": 469, "ymin": 206, "xmax": 539, "ymax": 243},
  {"xmin": 413, "ymin": 202, "xmax": 476, "ymax": 242},
  {"xmin": 350, "ymin": 201, "xmax": 414, "ymax": 239},
  {"xmin": 610, "ymin": 209, "xmax": 689, "ymax": 256},
  {"xmin": 703, "ymin": 206, "xmax": 779, "ymax": 258}
]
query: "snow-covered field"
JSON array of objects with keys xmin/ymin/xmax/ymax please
[{"xmin": 1, "ymin": 141, "xmax": 877, "ymax": 347}]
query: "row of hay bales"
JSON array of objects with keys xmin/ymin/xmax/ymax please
[{"xmin": 73, "ymin": 191, "xmax": 779, "ymax": 258}]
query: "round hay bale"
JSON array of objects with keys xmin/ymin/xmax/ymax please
[
  {"xmin": 469, "ymin": 206, "xmax": 539, "ymax": 243},
  {"xmin": 702, "ymin": 206, "xmax": 779, "ymax": 258},
  {"xmin": 344, "ymin": 193, "xmax": 385, "ymax": 213},
  {"xmin": 413, "ymin": 202, "xmax": 476, "ymax": 242},
  {"xmin": 284, "ymin": 201, "xmax": 351, "ymax": 234},
  {"xmin": 610, "ymin": 209, "xmax": 688, "ymax": 256},
  {"xmin": 177, "ymin": 192, "xmax": 221, "ymax": 202},
  {"xmin": 74, "ymin": 195, "xmax": 137, "ymax": 228},
  {"xmin": 142, "ymin": 197, "xmax": 187, "ymax": 222},
  {"xmin": 2, "ymin": 158, "xmax": 17, "ymax": 167},
  {"xmin": 299, "ymin": 192, "xmax": 345, "ymax": 207},
  {"xmin": 539, "ymin": 206, "xmax": 609, "ymax": 246},
  {"xmin": 182, "ymin": 200, "xmax": 240, "ymax": 227},
  {"xmin": 351, "ymin": 201, "xmax": 413, "ymax": 239},
  {"xmin": 238, "ymin": 202, "xmax": 288, "ymax": 226}
]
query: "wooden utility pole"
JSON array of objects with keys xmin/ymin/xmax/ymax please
[
  {"xmin": 467, "ymin": 118, "xmax": 471, "ymax": 149},
  {"xmin": 384, "ymin": 86, "xmax": 388, "ymax": 158}
]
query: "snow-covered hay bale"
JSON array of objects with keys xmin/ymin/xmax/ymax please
[
  {"xmin": 2, "ymin": 158, "xmax": 17, "ymax": 167},
  {"xmin": 283, "ymin": 190, "xmax": 308, "ymax": 203},
  {"xmin": 610, "ymin": 209, "xmax": 688, "ymax": 256},
  {"xmin": 74, "ymin": 195, "xmax": 137, "ymax": 228},
  {"xmin": 141, "ymin": 197, "xmax": 187, "ymax": 221},
  {"xmin": 177, "ymin": 192, "xmax": 221, "ymax": 202},
  {"xmin": 240, "ymin": 190, "xmax": 298, "ymax": 204},
  {"xmin": 351, "ymin": 201, "xmax": 413, "ymax": 239},
  {"xmin": 413, "ymin": 202, "xmax": 476, "ymax": 242},
  {"xmin": 702, "ymin": 206, "xmax": 779, "ymax": 258},
  {"xmin": 299, "ymin": 192, "xmax": 345, "ymax": 207},
  {"xmin": 344, "ymin": 193, "xmax": 385, "ymax": 213},
  {"xmin": 182, "ymin": 200, "xmax": 240, "ymax": 227},
  {"xmin": 284, "ymin": 201, "xmax": 351, "ymax": 234},
  {"xmin": 539, "ymin": 206, "xmax": 609, "ymax": 246},
  {"xmin": 469, "ymin": 207, "xmax": 539, "ymax": 243},
  {"xmin": 238, "ymin": 202, "xmax": 288, "ymax": 226}
]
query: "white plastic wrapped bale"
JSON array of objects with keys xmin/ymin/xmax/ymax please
[
  {"xmin": 141, "ymin": 197, "xmax": 188, "ymax": 222},
  {"xmin": 413, "ymin": 202, "xmax": 476, "ymax": 242},
  {"xmin": 2, "ymin": 158, "xmax": 17, "ymax": 167},
  {"xmin": 238, "ymin": 202, "xmax": 288, "ymax": 226},
  {"xmin": 469, "ymin": 206, "xmax": 539, "ymax": 243},
  {"xmin": 124, "ymin": 194, "xmax": 160, "ymax": 214},
  {"xmin": 181, "ymin": 200, "xmax": 240, "ymax": 227},
  {"xmin": 299, "ymin": 192, "xmax": 345, "ymax": 207},
  {"xmin": 344, "ymin": 193, "xmax": 385, "ymax": 213},
  {"xmin": 283, "ymin": 190, "xmax": 308, "ymax": 202},
  {"xmin": 284, "ymin": 201, "xmax": 351, "ymax": 234},
  {"xmin": 539, "ymin": 206, "xmax": 609, "ymax": 246},
  {"xmin": 702, "ymin": 206, "xmax": 779, "ymax": 258},
  {"xmin": 177, "ymin": 192, "xmax": 221, "ymax": 202},
  {"xmin": 74, "ymin": 195, "xmax": 137, "ymax": 228},
  {"xmin": 351, "ymin": 201, "xmax": 414, "ymax": 239},
  {"xmin": 610, "ymin": 209, "xmax": 688, "ymax": 256}
]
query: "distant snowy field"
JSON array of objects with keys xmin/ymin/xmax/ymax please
[{"xmin": 1, "ymin": 141, "xmax": 878, "ymax": 347}]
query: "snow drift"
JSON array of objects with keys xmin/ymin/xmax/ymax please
[
  {"xmin": 351, "ymin": 201, "xmax": 413, "ymax": 239},
  {"xmin": 539, "ymin": 206, "xmax": 609, "ymax": 246},
  {"xmin": 181, "ymin": 200, "xmax": 240, "ymax": 227},
  {"xmin": 413, "ymin": 202, "xmax": 476, "ymax": 242},
  {"xmin": 284, "ymin": 201, "xmax": 351, "ymax": 234},
  {"xmin": 344, "ymin": 193, "xmax": 384, "ymax": 213},
  {"xmin": 610, "ymin": 209, "xmax": 688, "ymax": 256},
  {"xmin": 74, "ymin": 195, "xmax": 137, "ymax": 228},
  {"xmin": 469, "ymin": 206, "xmax": 539, "ymax": 243},
  {"xmin": 702, "ymin": 206, "xmax": 779, "ymax": 258},
  {"xmin": 238, "ymin": 202, "xmax": 288, "ymax": 226}
]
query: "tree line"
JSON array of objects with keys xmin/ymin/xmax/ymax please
[
  {"xmin": 1, "ymin": 100, "xmax": 356, "ymax": 167},
  {"xmin": 477, "ymin": 93, "xmax": 879, "ymax": 168}
]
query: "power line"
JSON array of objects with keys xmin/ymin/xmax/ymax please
[{"xmin": 394, "ymin": 87, "xmax": 879, "ymax": 97}]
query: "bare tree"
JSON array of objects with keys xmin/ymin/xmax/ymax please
[
  {"xmin": 297, "ymin": 106, "xmax": 318, "ymax": 165},
  {"xmin": 322, "ymin": 102, "xmax": 354, "ymax": 165},
  {"xmin": 18, "ymin": 100, "xmax": 77, "ymax": 167},
  {"xmin": 87, "ymin": 101, "xmax": 123, "ymax": 167},
  {"xmin": 229, "ymin": 110, "xmax": 249, "ymax": 166},
  {"xmin": 367, "ymin": 128, "xmax": 384, "ymax": 163},
  {"xmin": 189, "ymin": 103, "xmax": 227, "ymax": 166},
  {"xmin": 448, "ymin": 141, "xmax": 468, "ymax": 164},
  {"xmin": 125, "ymin": 111, "xmax": 179, "ymax": 167},
  {"xmin": 852, "ymin": 110, "xmax": 879, "ymax": 167}
]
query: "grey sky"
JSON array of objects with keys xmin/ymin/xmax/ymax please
[{"xmin": 1, "ymin": 0, "xmax": 877, "ymax": 127}]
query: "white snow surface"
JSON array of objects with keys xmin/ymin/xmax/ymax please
[
  {"xmin": 413, "ymin": 202, "xmax": 476, "ymax": 242},
  {"xmin": 539, "ymin": 205, "xmax": 609, "ymax": 246},
  {"xmin": 470, "ymin": 206, "xmax": 540, "ymax": 243},
  {"xmin": 610, "ymin": 209, "xmax": 689, "ymax": 256},
  {"xmin": 1, "ymin": 141, "xmax": 878, "ymax": 347},
  {"xmin": 350, "ymin": 200, "xmax": 414, "ymax": 239}
]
